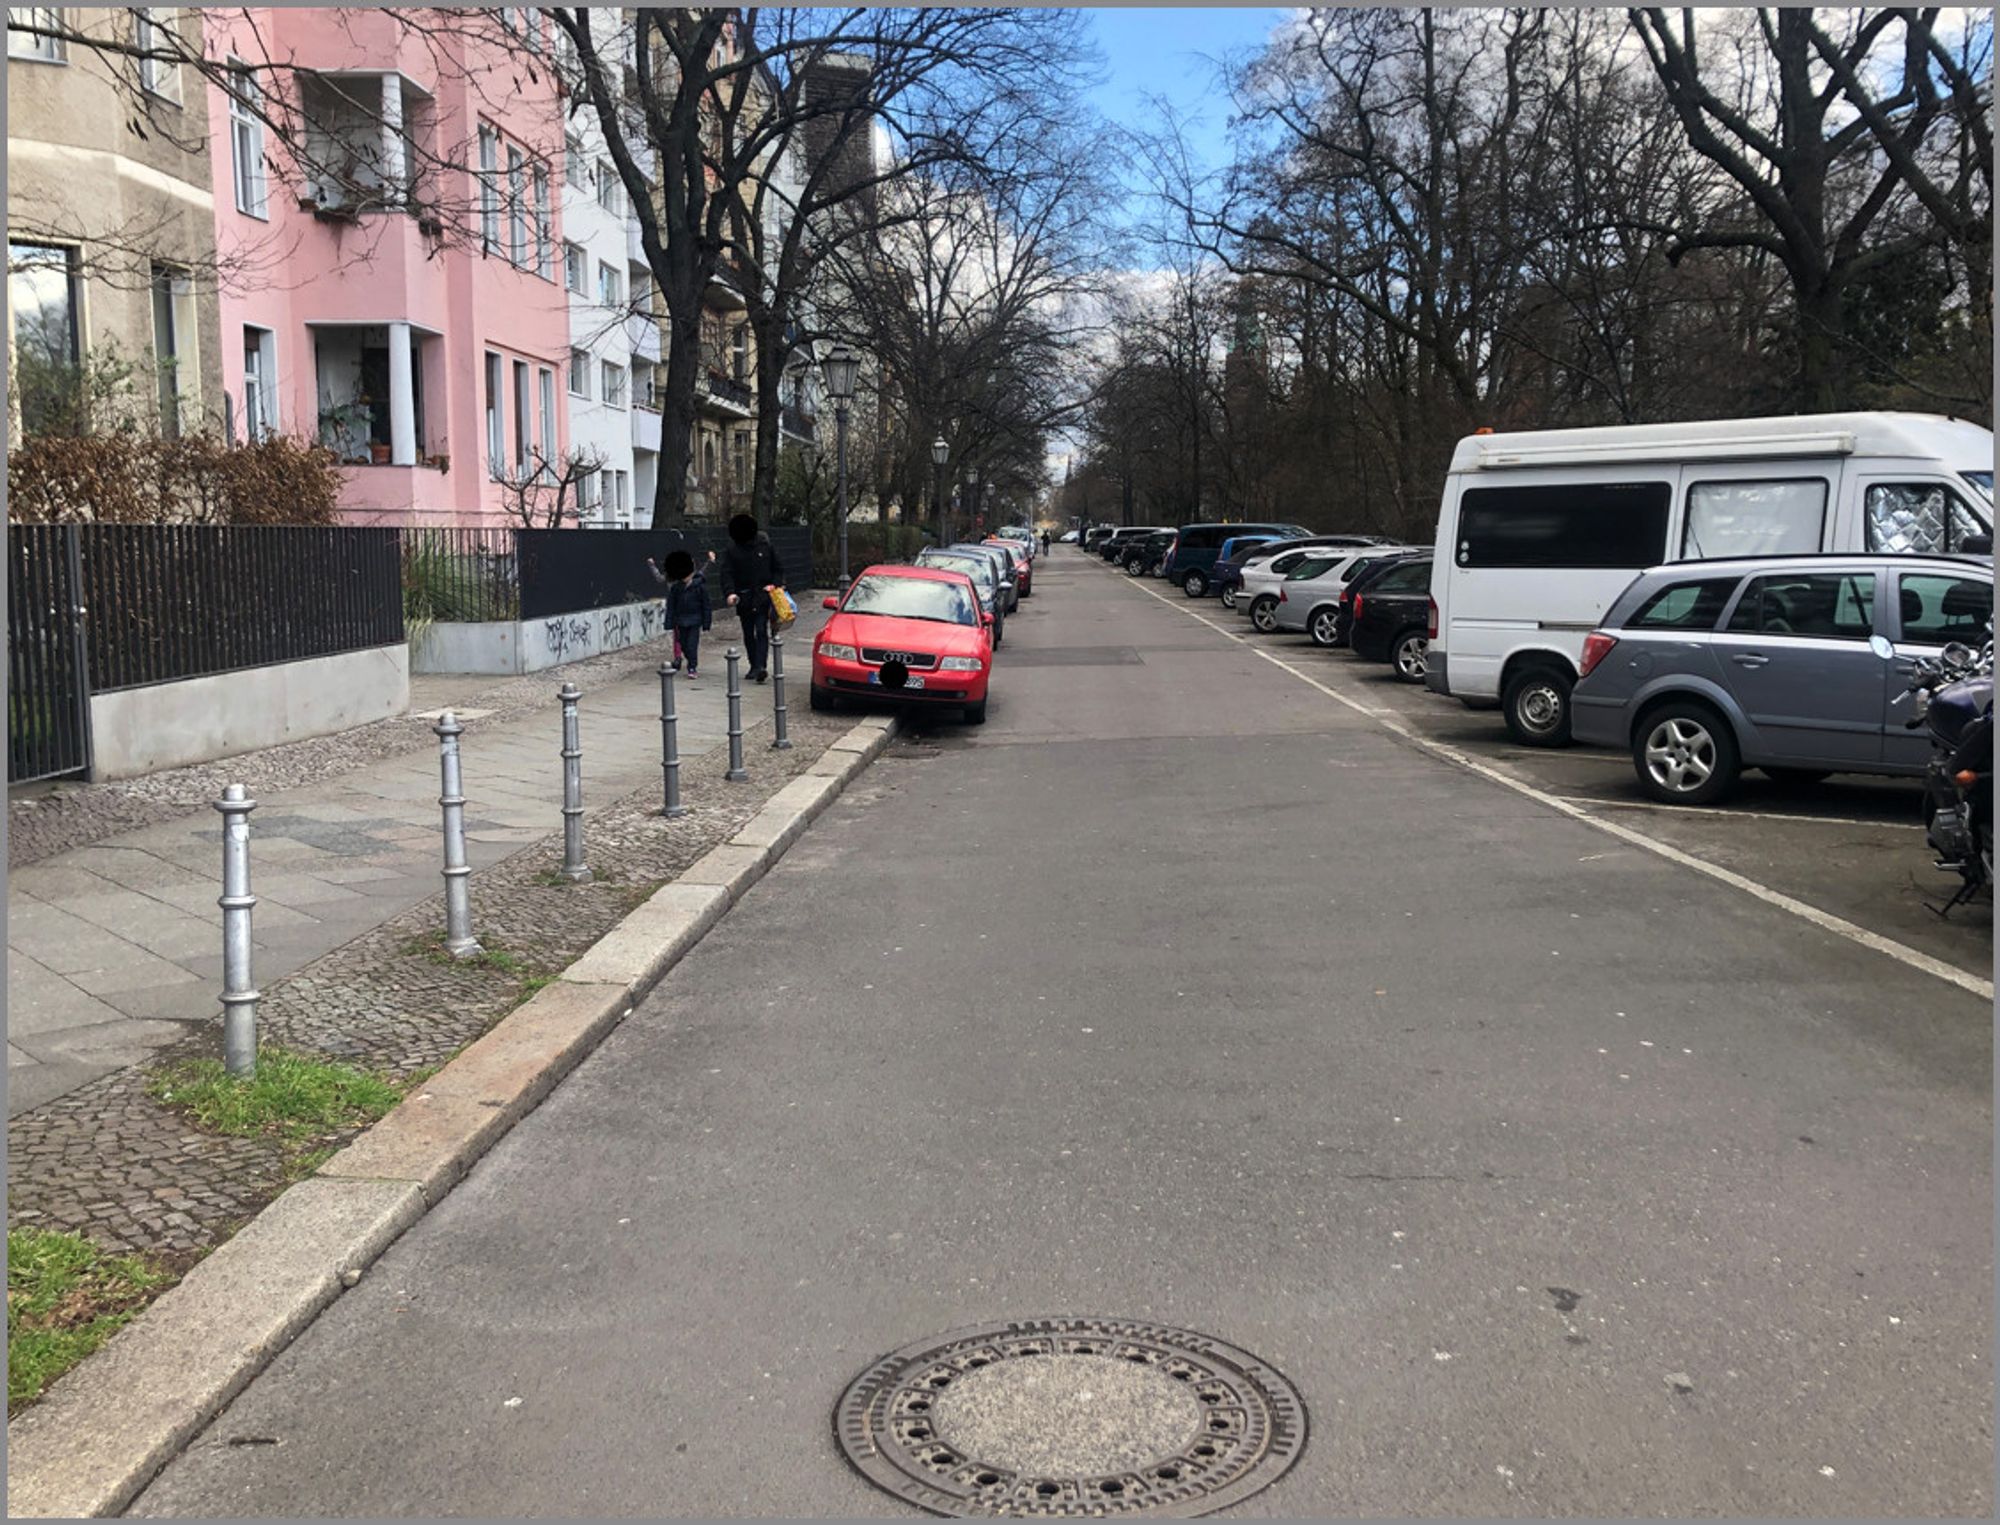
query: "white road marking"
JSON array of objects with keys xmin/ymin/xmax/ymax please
[
  {"xmin": 1107, "ymin": 564, "xmax": 1992, "ymax": 1001},
  {"xmin": 1552, "ymin": 795, "xmax": 1924, "ymax": 831}
]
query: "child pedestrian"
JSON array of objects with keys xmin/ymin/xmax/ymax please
[{"xmin": 647, "ymin": 549, "xmax": 715, "ymax": 678}]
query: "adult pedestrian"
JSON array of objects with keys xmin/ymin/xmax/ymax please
[
  {"xmin": 718, "ymin": 512, "xmax": 786, "ymax": 681},
  {"xmin": 1040, "ymin": 528, "xmax": 1051, "ymax": 555}
]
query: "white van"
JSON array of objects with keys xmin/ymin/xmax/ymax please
[{"xmin": 1425, "ymin": 412, "xmax": 1995, "ymax": 745}]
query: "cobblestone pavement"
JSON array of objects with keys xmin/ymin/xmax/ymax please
[
  {"xmin": 6, "ymin": 701, "xmax": 857, "ymax": 1258},
  {"xmin": 7, "ymin": 633, "xmax": 693, "ymax": 869}
]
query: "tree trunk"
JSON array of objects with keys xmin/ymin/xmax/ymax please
[
  {"xmin": 1795, "ymin": 280, "xmax": 1846, "ymax": 412},
  {"xmin": 749, "ymin": 311, "xmax": 787, "ymax": 525}
]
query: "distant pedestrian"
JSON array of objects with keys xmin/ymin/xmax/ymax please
[
  {"xmin": 1041, "ymin": 529, "xmax": 1051, "ymax": 554},
  {"xmin": 718, "ymin": 512, "xmax": 786, "ymax": 681},
  {"xmin": 647, "ymin": 548, "xmax": 715, "ymax": 678}
]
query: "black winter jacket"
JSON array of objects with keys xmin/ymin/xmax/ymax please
[{"xmin": 718, "ymin": 534, "xmax": 785, "ymax": 608}]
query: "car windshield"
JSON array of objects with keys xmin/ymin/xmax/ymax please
[
  {"xmin": 842, "ymin": 574, "xmax": 978, "ymax": 625},
  {"xmin": 1963, "ymin": 471, "xmax": 1993, "ymax": 505}
]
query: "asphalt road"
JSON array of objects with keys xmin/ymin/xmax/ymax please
[{"xmin": 133, "ymin": 551, "xmax": 1993, "ymax": 1517}]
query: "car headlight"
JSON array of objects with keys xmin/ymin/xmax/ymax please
[
  {"xmin": 818, "ymin": 642, "xmax": 858, "ymax": 661},
  {"xmin": 939, "ymin": 656, "xmax": 984, "ymax": 672}
]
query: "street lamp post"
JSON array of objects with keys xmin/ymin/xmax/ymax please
[
  {"xmin": 821, "ymin": 347, "xmax": 860, "ymax": 588},
  {"xmin": 931, "ymin": 435, "xmax": 949, "ymax": 545},
  {"xmin": 966, "ymin": 466, "xmax": 980, "ymax": 542}
]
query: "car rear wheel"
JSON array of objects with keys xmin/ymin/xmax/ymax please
[
  {"xmin": 1219, "ymin": 585, "xmax": 1238, "ymax": 610},
  {"xmin": 1181, "ymin": 569, "xmax": 1209, "ymax": 598},
  {"xmin": 1502, "ymin": 663, "xmax": 1574, "ymax": 747},
  {"xmin": 963, "ymin": 697, "xmax": 988, "ymax": 725},
  {"xmin": 1308, "ymin": 607, "xmax": 1341, "ymax": 647},
  {"xmin": 1250, "ymin": 596, "xmax": 1280, "ymax": 634},
  {"xmin": 1634, "ymin": 701, "xmax": 1739, "ymax": 806},
  {"xmin": 1391, "ymin": 630, "xmax": 1429, "ymax": 683}
]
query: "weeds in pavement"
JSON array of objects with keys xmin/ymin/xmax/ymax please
[
  {"xmin": 146, "ymin": 1048, "xmax": 403, "ymax": 1147},
  {"xmin": 7, "ymin": 1228, "xmax": 173, "ymax": 1413}
]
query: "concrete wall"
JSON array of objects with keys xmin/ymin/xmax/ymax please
[
  {"xmin": 412, "ymin": 597, "xmax": 669, "ymax": 676},
  {"xmin": 89, "ymin": 645, "xmax": 410, "ymax": 781}
]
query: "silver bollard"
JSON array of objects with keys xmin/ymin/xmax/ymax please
[
  {"xmin": 434, "ymin": 710, "xmax": 482, "ymax": 958},
  {"xmin": 659, "ymin": 662, "xmax": 689, "ymax": 818},
  {"xmin": 724, "ymin": 647, "xmax": 749, "ymax": 781},
  {"xmin": 769, "ymin": 631, "xmax": 793, "ymax": 751},
  {"xmin": 214, "ymin": 783, "xmax": 259, "ymax": 1077},
  {"xmin": 557, "ymin": 682, "xmax": 592, "ymax": 883}
]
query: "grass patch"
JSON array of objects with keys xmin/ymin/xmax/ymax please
[
  {"xmin": 8, "ymin": 1227, "xmax": 174, "ymax": 1414},
  {"xmin": 399, "ymin": 931, "xmax": 527, "ymax": 972},
  {"xmin": 146, "ymin": 1047, "xmax": 403, "ymax": 1147}
]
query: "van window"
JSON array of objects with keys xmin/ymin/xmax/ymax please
[
  {"xmin": 1627, "ymin": 578, "xmax": 1739, "ymax": 630},
  {"xmin": 1681, "ymin": 480, "xmax": 1827, "ymax": 558},
  {"xmin": 1725, "ymin": 572, "xmax": 1874, "ymax": 641},
  {"xmin": 1456, "ymin": 482, "xmax": 1670, "ymax": 568},
  {"xmin": 1178, "ymin": 526, "xmax": 1226, "ymax": 550},
  {"xmin": 1897, "ymin": 573, "xmax": 1992, "ymax": 645},
  {"xmin": 1865, "ymin": 483, "xmax": 1988, "ymax": 554}
]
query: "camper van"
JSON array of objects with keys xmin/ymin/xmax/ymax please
[{"xmin": 1425, "ymin": 412, "xmax": 1995, "ymax": 746}]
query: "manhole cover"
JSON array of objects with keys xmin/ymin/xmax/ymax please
[{"xmin": 834, "ymin": 1318, "xmax": 1306, "ymax": 1517}]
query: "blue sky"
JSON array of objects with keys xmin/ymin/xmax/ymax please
[{"xmin": 1082, "ymin": 7, "xmax": 1288, "ymax": 172}]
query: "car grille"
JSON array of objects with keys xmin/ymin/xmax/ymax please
[{"xmin": 859, "ymin": 648, "xmax": 939, "ymax": 670}]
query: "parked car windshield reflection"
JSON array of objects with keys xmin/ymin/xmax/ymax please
[{"xmin": 842, "ymin": 575, "xmax": 978, "ymax": 626}]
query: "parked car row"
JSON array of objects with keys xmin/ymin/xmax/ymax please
[
  {"xmin": 810, "ymin": 525, "xmax": 1046, "ymax": 727},
  {"xmin": 1084, "ymin": 413, "xmax": 1996, "ymax": 846}
]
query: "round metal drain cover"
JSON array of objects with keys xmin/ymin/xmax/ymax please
[{"xmin": 835, "ymin": 1318, "xmax": 1306, "ymax": 1517}]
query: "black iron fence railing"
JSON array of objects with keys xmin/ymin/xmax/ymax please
[{"xmin": 402, "ymin": 527, "xmax": 521, "ymax": 624}]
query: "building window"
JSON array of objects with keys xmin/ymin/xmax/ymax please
[
  {"xmin": 596, "ymin": 261, "xmax": 622, "ymax": 309},
  {"xmin": 228, "ymin": 63, "xmax": 267, "ymax": 217},
  {"xmin": 601, "ymin": 360, "xmax": 626, "ymax": 408},
  {"xmin": 242, "ymin": 325, "xmax": 276, "ymax": 440},
  {"xmin": 151, "ymin": 263, "xmax": 192, "ymax": 438},
  {"xmin": 568, "ymin": 347, "xmax": 589, "ymax": 398},
  {"xmin": 564, "ymin": 133, "xmax": 587, "ymax": 191},
  {"xmin": 8, "ymin": 7, "xmax": 65, "ymax": 62},
  {"xmin": 577, "ymin": 468, "xmax": 600, "ymax": 513},
  {"xmin": 532, "ymin": 166, "xmax": 551, "ymax": 279},
  {"xmin": 478, "ymin": 126, "xmax": 499, "ymax": 252},
  {"xmin": 538, "ymin": 366, "xmax": 555, "ymax": 476},
  {"xmin": 10, "ymin": 241, "xmax": 80, "ymax": 435},
  {"xmin": 564, "ymin": 243, "xmax": 586, "ymax": 295},
  {"xmin": 730, "ymin": 324, "xmax": 748, "ymax": 381},
  {"xmin": 595, "ymin": 160, "xmax": 620, "ymax": 215},
  {"xmin": 507, "ymin": 146, "xmax": 526, "ymax": 266},
  {"xmin": 135, "ymin": 9, "xmax": 177, "ymax": 99},
  {"xmin": 512, "ymin": 358, "xmax": 531, "ymax": 477},
  {"xmin": 485, "ymin": 351, "xmax": 504, "ymax": 478},
  {"xmin": 731, "ymin": 429, "xmax": 748, "ymax": 486}
]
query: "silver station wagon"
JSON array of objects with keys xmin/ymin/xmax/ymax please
[{"xmin": 1571, "ymin": 553, "xmax": 1992, "ymax": 804}]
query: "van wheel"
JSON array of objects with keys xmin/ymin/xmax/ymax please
[
  {"xmin": 1181, "ymin": 569, "xmax": 1209, "ymax": 598},
  {"xmin": 1391, "ymin": 630, "xmax": 1429, "ymax": 683},
  {"xmin": 1250, "ymin": 596, "xmax": 1280, "ymax": 634},
  {"xmin": 1308, "ymin": 607, "xmax": 1342, "ymax": 647},
  {"xmin": 1503, "ymin": 664, "xmax": 1574, "ymax": 747},
  {"xmin": 1634, "ymin": 700, "xmax": 1739, "ymax": 806}
]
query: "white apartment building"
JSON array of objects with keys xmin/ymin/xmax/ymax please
[{"xmin": 555, "ymin": 10, "xmax": 659, "ymax": 527}]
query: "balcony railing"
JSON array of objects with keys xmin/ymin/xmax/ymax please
[
  {"xmin": 699, "ymin": 371, "xmax": 754, "ymax": 413},
  {"xmin": 781, "ymin": 403, "xmax": 816, "ymax": 441},
  {"xmin": 630, "ymin": 404, "xmax": 662, "ymax": 454}
]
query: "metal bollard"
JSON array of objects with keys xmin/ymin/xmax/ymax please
[
  {"xmin": 659, "ymin": 662, "xmax": 689, "ymax": 818},
  {"xmin": 434, "ymin": 710, "xmax": 482, "ymax": 959},
  {"xmin": 214, "ymin": 783, "xmax": 259, "ymax": 1077},
  {"xmin": 769, "ymin": 631, "xmax": 793, "ymax": 751},
  {"xmin": 724, "ymin": 646, "xmax": 749, "ymax": 781},
  {"xmin": 557, "ymin": 682, "xmax": 592, "ymax": 883}
]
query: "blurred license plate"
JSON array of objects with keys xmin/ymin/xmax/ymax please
[{"xmin": 869, "ymin": 672, "xmax": 923, "ymax": 689}]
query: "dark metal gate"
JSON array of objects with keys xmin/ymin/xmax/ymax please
[{"xmin": 8, "ymin": 524, "xmax": 94, "ymax": 783}]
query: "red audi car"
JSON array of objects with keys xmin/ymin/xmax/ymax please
[{"xmin": 810, "ymin": 564, "xmax": 995, "ymax": 725}]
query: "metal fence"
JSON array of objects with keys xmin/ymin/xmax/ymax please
[
  {"xmin": 8, "ymin": 525, "xmax": 93, "ymax": 783},
  {"xmin": 402, "ymin": 527, "xmax": 520, "ymax": 623},
  {"xmin": 81, "ymin": 524, "xmax": 404, "ymax": 692},
  {"xmin": 517, "ymin": 524, "xmax": 812, "ymax": 620}
]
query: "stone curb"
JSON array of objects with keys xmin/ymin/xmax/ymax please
[{"xmin": 4, "ymin": 712, "xmax": 900, "ymax": 1520}]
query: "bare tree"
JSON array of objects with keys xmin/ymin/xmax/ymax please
[{"xmin": 498, "ymin": 444, "xmax": 609, "ymax": 530}]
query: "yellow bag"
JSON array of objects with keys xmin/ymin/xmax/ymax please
[{"xmin": 769, "ymin": 586, "xmax": 797, "ymax": 627}]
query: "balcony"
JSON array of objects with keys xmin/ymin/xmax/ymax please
[
  {"xmin": 626, "ymin": 308, "xmax": 662, "ymax": 363},
  {"xmin": 781, "ymin": 402, "xmax": 816, "ymax": 442},
  {"xmin": 627, "ymin": 217, "xmax": 647, "ymax": 267},
  {"xmin": 697, "ymin": 370, "xmax": 753, "ymax": 418},
  {"xmin": 630, "ymin": 404, "xmax": 662, "ymax": 455}
]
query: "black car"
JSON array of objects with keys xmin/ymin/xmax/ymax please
[
  {"xmin": 1099, "ymin": 526, "xmax": 1168, "ymax": 561},
  {"xmin": 1122, "ymin": 529, "xmax": 1176, "ymax": 575},
  {"xmin": 1346, "ymin": 555, "xmax": 1435, "ymax": 682},
  {"xmin": 1329, "ymin": 550, "xmax": 1430, "ymax": 647}
]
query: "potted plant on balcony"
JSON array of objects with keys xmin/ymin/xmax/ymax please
[{"xmin": 318, "ymin": 397, "xmax": 374, "ymax": 465}]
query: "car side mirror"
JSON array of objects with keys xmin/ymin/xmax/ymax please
[
  {"xmin": 1869, "ymin": 634, "xmax": 1895, "ymax": 660},
  {"xmin": 982, "ymin": 613, "xmax": 994, "ymax": 627},
  {"xmin": 822, "ymin": 596, "xmax": 839, "ymax": 610},
  {"xmin": 1963, "ymin": 534, "xmax": 1993, "ymax": 555}
]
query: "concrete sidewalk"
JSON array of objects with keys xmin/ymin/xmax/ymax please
[{"xmin": 6, "ymin": 616, "xmax": 824, "ymax": 1117}]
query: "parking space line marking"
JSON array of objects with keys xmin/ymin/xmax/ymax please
[
  {"xmin": 1105, "ymin": 563, "xmax": 1992, "ymax": 1001},
  {"xmin": 1552, "ymin": 795, "xmax": 1925, "ymax": 830}
]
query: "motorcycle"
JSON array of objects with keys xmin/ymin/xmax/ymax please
[{"xmin": 1898, "ymin": 629, "xmax": 1993, "ymax": 915}]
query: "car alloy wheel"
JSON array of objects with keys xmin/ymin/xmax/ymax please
[
  {"xmin": 1393, "ymin": 631, "xmax": 1429, "ymax": 682},
  {"xmin": 1250, "ymin": 596, "xmax": 1279, "ymax": 634},
  {"xmin": 1220, "ymin": 585, "xmax": 1238, "ymax": 609},
  {"xmin": 1309, "ymin": 608, "xmax": 1341, "ymax": 646},
  {"xmin": 1643, "ymin": 716, "xmax": 1716, "ymax": 793}
]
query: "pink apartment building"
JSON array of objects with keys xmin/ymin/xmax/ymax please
[{"xmin": 206, "ymin": 7, "xmax": 569, "ymax": 527}]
